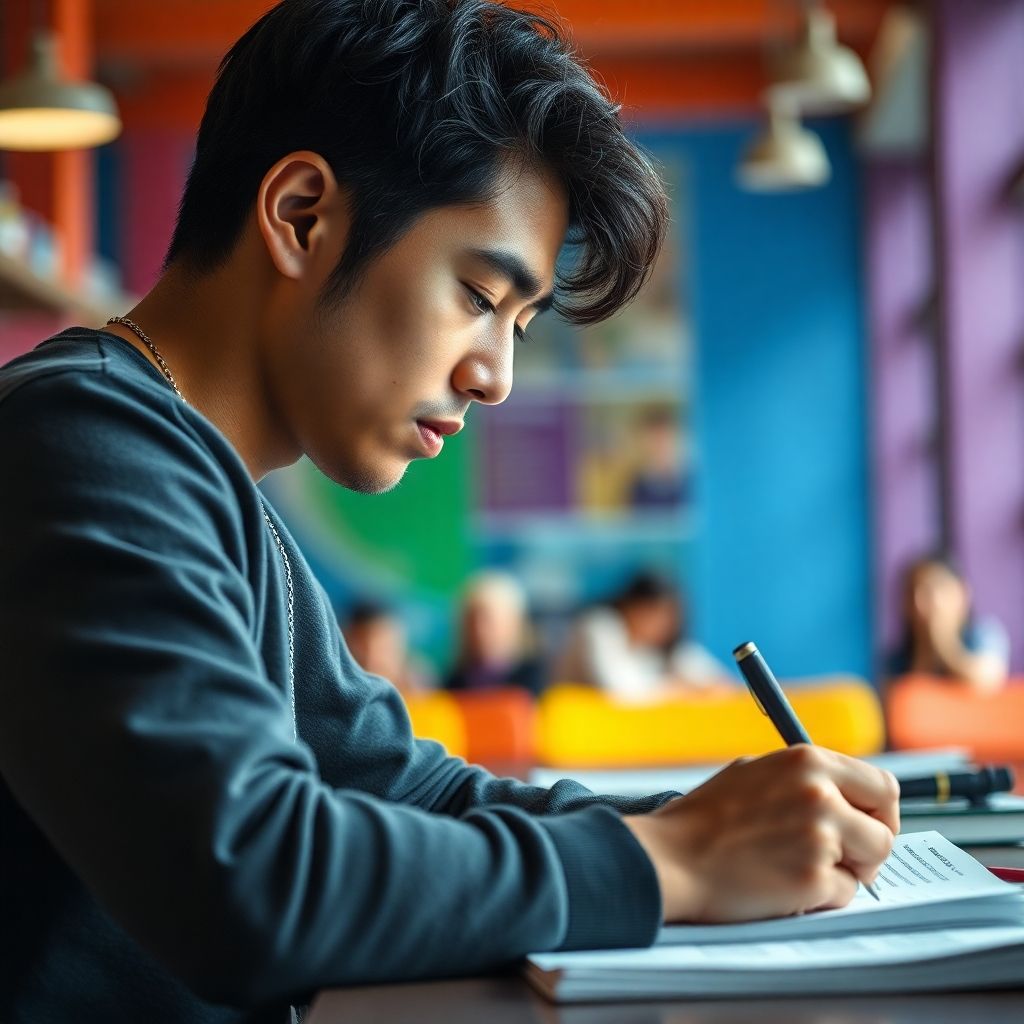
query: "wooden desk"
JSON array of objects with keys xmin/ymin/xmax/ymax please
[
  {"xmin": 308, "ymin": 767, "xmax": 1024, "ymax": 1023},
  {"xmin": 306, "ymin": 841, "xmax": 1024, "ymax": 1022},
  {"xmin": 307, "ymin": 976, "xmax": 1024, "ymax": 1023}
]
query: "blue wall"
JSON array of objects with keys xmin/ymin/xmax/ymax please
[{"xmin": 646, "ymin": 120, "xmax": 871, "ymax": 681}]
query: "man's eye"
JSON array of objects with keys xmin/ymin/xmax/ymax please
[
  {"xmin": 465, "ymin": 286, "xmax": 494, "ymax": 316},
  {"xmin": 465, "ymin": 285, "xmax": 529, "ymax": 343}
]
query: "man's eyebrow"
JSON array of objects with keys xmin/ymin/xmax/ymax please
[{"xmin": 468, "ymin": 248, "xmax": 555, "ymax": 313}]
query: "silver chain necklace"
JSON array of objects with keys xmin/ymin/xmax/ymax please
[{"xmin": 107, "ymin": 315, "xmax": 297, "ymax": 741}]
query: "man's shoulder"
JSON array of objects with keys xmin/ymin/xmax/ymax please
[
  {"xmin": 0, "ymin": 329, "xmax": 265, "ymax": 574},
  {"xmin": 0, "ymin": 328, "xmax": 257, "ymax": 531},
  {"xmin": 5, "ymin": 323, "xmax": 194, "ymax": 397},
  {"xmin": 1, "ymin": 326, "xmax": 128, "ymax": 400},
  {"xmin": 0, "ymin": 328, "xmax": 242, "ymax": 478},
  {"xmin": 0, "ymin": 328, "xmax": 177, "ymax": 432}
]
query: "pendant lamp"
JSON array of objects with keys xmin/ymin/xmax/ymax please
[
  {"xmin": 0, "ymin": 31, "xmax": 121, "ymax": 151},
  {"xmin": 737, "ymin": 100, "xmax": 831, "ymax": 192},
  {"xmin": 770, "ymin": 5, "xmax": 872, "ymax": 114}
]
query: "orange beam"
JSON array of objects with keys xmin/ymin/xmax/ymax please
[
  {"xmin": 99, "ymin": 0, "xmax": 889, "ymax": 127},
  {"xmin": 116, "ymin": 70, "xmax": 214, "ymax": 134},
  {"xmin": 95, "ymin": 0, "xmax": 893, "ymax": 64},
  {"xmin": 96, "ymin": 0, "xmax": 275, "ymax": 65},
  {"xmin": 53, "ymin": 0, "xmax": 94, "ymax": 287},
  {"xmin": 113, "ymin": 55, "xmax": 769, "ymax": 134},
  {"xmin": 114, "ymin": 43, "xmax": 845, "ymax": 129},
  {"xmin": 537, "ymin": 0, "xmax": 893, "ymax": 53},
  {"xmin": 593, "ymin": 52, "xmax": 770, "ymax": 117}
]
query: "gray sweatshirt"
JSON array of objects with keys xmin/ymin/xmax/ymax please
[{"xmin": 0, "ymin": 329, "xmax": 669, "ymax": 1024}]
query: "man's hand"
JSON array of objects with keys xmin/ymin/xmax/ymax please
[{"xmin": 624, "ymin": 745, "xmax": 900, "ymax": 924}]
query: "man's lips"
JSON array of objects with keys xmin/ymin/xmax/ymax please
[
  {"xmin": 415, "ymin": 419, "xmax": 463, "ymax": 457},
  {"xmin": 417, "ymin": 419, "xmax": 463, "ymax": 437}
]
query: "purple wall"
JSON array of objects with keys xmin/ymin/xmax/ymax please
[
  {"xmin": 865, "ymin": 159, "xmax": 939, "ymax": 658},
  {"xmin": 933, "ymin": 0, "xmax": 1024, "ymax": 670}
]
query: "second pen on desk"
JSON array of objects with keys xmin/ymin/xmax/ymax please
[{"xmin": 733, "ymin": 641, "xmax": 881, "ymax": 901}]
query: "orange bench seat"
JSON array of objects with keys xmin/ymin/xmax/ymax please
[{"xmin": 886, "ymin": 675, "xmax": 1024, "ymax": 762}]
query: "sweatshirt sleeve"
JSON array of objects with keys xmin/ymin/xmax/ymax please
[{"xmin": 0, "ymin": 370, "xmax": 663, "ymax": 1008}]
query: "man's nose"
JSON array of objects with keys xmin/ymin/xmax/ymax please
[{"xmin": 451, "ymin": 338, "xmax": 513, "ymax": 406}]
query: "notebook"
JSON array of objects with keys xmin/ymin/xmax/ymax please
[
  {"xmin": 526, "ymin": 832, "xmax": 1024, "ymax": 1002},
  {"xmin": 899, "ymin": 793, "xmax": 1024, "ymax": 845}
]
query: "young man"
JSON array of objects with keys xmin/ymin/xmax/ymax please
[{"xmin": 0, "ymin": 2, "xmax": 899, "ymax": 1021}]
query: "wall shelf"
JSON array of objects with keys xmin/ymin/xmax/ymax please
[{"xmin": 0, "ymin": 251, "xmax": 127, "ymax": 324}]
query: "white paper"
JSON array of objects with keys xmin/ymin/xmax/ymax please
[
  {"xmin": 529, "ymin": 836, "xmax": 1024, "ymax": 1000},
  {"xmin": 530, "ymin": 924, "xmax": 1024, "ymax": 975},
  {"xmin": 655, "ymin": 831, "xmax": 1019, "ymax": 945}
]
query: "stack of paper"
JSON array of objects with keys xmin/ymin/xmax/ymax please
[
  {"xmin": 526, "ymin": 832, "xmax": 1024, "ymax": 1002},
  {"xmin": 900, "ymin": 793, "xmax": 1024, "ymax": 846}
]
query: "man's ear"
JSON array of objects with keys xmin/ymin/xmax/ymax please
[{"xmin": 256, "ymin": 151, "xmax": 346, "ymax": 280}]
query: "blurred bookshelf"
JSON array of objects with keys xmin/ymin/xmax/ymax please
[{"xmin": 0, "ymin": 250, "xmax": 128, "ymax": 323}]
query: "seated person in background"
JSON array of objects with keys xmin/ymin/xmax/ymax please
[
  {"xmin": 555, "ymin": 571, "xmax": 732, "ymax": 700},
  {"xmin": 342, "ymin": 601, "xmax": 436, "ymax": 696},
  {"xmin": 444, "ymin": 571, "xmax": 546, "ymax": 696},
  {"xmin": 889, "ymin": 553, "xmax": 1010, "ymax": 694},
  {"xmin": 628, "ymin": 404, "xmax": 688, "ymax": 510}
]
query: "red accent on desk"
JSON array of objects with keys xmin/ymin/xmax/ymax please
[{"xmin": 989, "ymin": 867, "xmax": 1024, "ymax": 883}]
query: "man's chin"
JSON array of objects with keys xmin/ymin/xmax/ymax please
[
  {"xmin": 315, "ymin": 454, "xmax": 409, "ymax": 495},
  {"xmin": 355, "ymin": 473, "xmax": 405, "ymax": 496}
]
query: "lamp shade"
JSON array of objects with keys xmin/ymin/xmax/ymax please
[
  {"xmin": 770, "ymin": 6, "xmax": 871, "ymax": 114},
  {"xmin": 737, "ymin": 104, "xmax": 831, "ymax": 192},
  {"xmin": 0, "ymin": 32, "xmax": 121, "ymax": 151}
]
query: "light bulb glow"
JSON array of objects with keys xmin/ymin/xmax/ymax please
[{"xmin": 0, "ymin": 107, "xmax": 121, "ymax": 151}]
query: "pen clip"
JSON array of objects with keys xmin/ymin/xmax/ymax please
[{"xmin": 749, "ymin": 689, "xmax": 768, "ymax": 717}]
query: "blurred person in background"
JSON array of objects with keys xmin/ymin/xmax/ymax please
[
  {"xmin": 444, "ymin": 571, "xmax": 546, "ymax": 696},
  {"xmin": 628, "ymin": 405, "xmax": 688, "ymax": 510},
  {"xmin": 889, "ymin": 554, "xmax": 1010, "ymax": 694},
  {"xmin": 555, "ymin": 571, "xmax": 732, "ymax": 699},
  {"xmin": 342, "ymin": 601, "xmax": 436, "ymax": 696}
]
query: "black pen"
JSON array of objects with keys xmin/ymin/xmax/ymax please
[
  {"xmin": 899, "ymin": 766, "xmax": 1014, "ymax": 804},
  {"xmin": 733, "ymin": 641, "xmax": 881, "ymax": 902}
]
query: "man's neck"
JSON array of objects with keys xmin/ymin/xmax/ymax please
[{"xmin": 104, "ymin": 263, "xmax": 301, "ymax": 480}]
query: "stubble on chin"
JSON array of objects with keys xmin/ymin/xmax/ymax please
[{"xmin": 316, "ymin": 455, "xmax": 408, "ymax": 495}]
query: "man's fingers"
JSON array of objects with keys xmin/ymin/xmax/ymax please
[
  {"xmin": 817, "ymin": 750, "xmax": 901, "ymax": 836},
  {"xmin": 811, "ymin": 865, "xmax": 861, "ymax": 912},
  {"xmin": 834, "ymin": 802, "xmax": 896, "ymax": 883}
]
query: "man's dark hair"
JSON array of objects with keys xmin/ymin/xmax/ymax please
[{"xmin": 166, "ymin": 0, "xmax": 668, "ymax": 325}]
